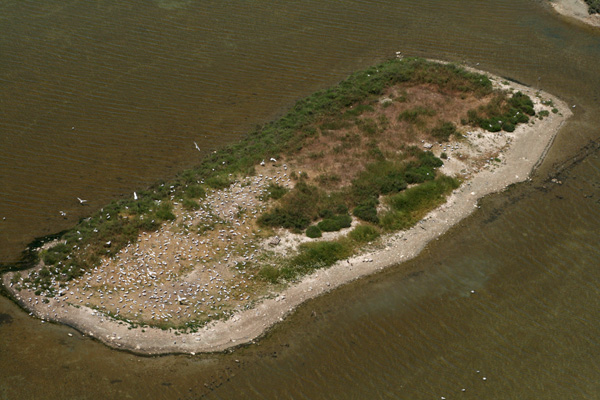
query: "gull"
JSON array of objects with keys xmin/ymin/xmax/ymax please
[
  {"xmin": 270, "ymin": 157, "xmax": 277, "ymax": 162},
  {"xmin": 194, "ymin": 142, "xmax": 201, "ymax": 152},
  {"xmin": 76, "ymin": 197, "xmax": 87, "ymax": 205},
  {"xmin": 59, "ymin": 211, "xmax": 67, "ymax": 217},
  {"xmin": 133, "ymin": 192, "xmax": 138, "ymax": 201}
]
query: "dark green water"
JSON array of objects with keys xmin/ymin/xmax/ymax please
[{"xmin": 1, "ymin": 0, "xmax": 599, "ymax": 398}]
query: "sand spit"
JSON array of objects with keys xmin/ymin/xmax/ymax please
[
  {"xmin": 550, "ymin": 0, "xmax": 600, "ymax": 28},
  {"xmin": 2, "ymin": 69, "xmax": 572, "ymax": 355}
]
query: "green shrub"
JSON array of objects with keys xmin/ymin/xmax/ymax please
[
  {"xmin": 465, "ymin": 92, "xmax": 534, "ymax": 133},
  {"xmin": 184, "ymin": 184, "xmax": 205, "ymax": 199},
  {"xmin": 334, "ymin": 204, "xmax": 349, "ymax": 215},
  {"xmin": 41, "ymin": 243, "xmax": 70, "ymax": 266},
  {"xmin": 509, "ymin": 91, "xmax": 535, "ymax": 116},
  {"xmin": 501, "ymin": 121, "xmax": 515, "ymax": 132},
  {"xmin": 258, "ymin": 208, "xmax": 311, "ymax": 230},
  {"xmin": 418, "ymin": 151, "xmax": 444, "ymax": 168},
  {"xmin": 306, "ymin": 225, "xmax": 322, "ymax": 238},
  {"xmin": 317, "ymin": 214, "xmax": 352, "ymax": 232},
  {"xmin": 431, "ymin": 121, "xmax": 457, "ymax": 142},
  {"xmin": 353, "ymin": 203, "xmax": 379, "ymax": 223},
  {"xmin": 586, "ymin": 0, "xmax": 600, "ymax": 13},
  {"xmin": 155, "ymin": 202, "xmax": 176, "ymax": 221},
  {"xmin": 404, "ymin": 166, "xmax": 435, "ymax": 184},
  {"xmin": 387, "ymin": 176, "xmax": 460, "ymax": 217},
  {"xmin": 349, "ymin": 225, "xmax": 380, "ymax": 243}
]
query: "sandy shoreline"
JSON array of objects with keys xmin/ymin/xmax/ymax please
[
  {"xmin": 550, "ymin": 0, "xmax": 600, "ymax": 27},
  {"xmin": 2, "ymin": 68, "xmax": 572, "ymax": 355}
]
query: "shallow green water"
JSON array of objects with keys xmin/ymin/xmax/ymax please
[{"xmin": 1, "ymin": 0, "xmax": 599, "ymax": 398}]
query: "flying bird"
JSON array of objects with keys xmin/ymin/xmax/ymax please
[
  {"xmin": 194, "ymin": 142, "xmax": 201, "ymax": 152},
  {"xmin": 133, "ymin": 192, "xmax": 138, "ymax": 200},
  {"xmin": 76, "ymin": 197, "xmax": 87, "ymax": 205}
]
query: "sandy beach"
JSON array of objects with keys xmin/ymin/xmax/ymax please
[
  {"xmin": 2, "ymin": 66, "xmax": 572, "ymax": 355},
  {"xmin": 550, "ymin": 0, "xmax": 600, "ymax": 27}
]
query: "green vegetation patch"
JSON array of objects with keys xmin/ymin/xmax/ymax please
[
  {"xmin": 430, "ymin": 121, "xmax": 458, "ymax": 142},
  {"xmin": 348, "ymin": 224, "xmax": 380, "ymax": 243},
  {"xmin": 380, "ymin": 175, "xmax": 460, "ymax": 231},
  {"xmin": 317, "ymin": 214, "xmax": 352, "ymax": 232},
  {"xmin": 306, "ymin": 225, "xmax": 322, "ymax": 238},
  {"xmin": 464, "ymin": 91, "xmax": 534, "ymax": 133},
  {"xmin": 585, "ymin": 0, "xmax": 600, "ymax": 14}
]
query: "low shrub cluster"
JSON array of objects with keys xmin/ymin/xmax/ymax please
[
  {"xmin": 464, "ymin": 91, "xmax": 534, "ymax": 132},
  {"xmin": 430, "ymin": 121, "xmax": 458, "ymax": 142},
  {"xmin": 317, "ymin": 214, "xmax": 352, "ymax": 232},
  {"xmin": 586, "ymin": 0, "xmax": 600, "ymax": 14},
  {"xmin": 306, "ymin": 225, "xmax": 322, "ymax": 238},
  {"xmin": 380, "ymin": 175, "xmax": 460, "ymax": 231}
]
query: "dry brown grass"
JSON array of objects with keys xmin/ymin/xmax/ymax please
[{"xmin": 285, "ymin": 83, "xmax": 493, "ymax": 189}]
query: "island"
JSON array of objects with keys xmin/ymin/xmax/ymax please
[
  {"xmin": 550, "ymin": 0, "xmax": 600, "ymax": 27},
  {"xmin": 1, "ymin": 58, "xmax": 571, "ymax": 355}
]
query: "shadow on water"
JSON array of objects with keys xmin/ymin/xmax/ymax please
[{"xmin": 1, "ymin": 0, "xmax": 600, "ymax": 398}]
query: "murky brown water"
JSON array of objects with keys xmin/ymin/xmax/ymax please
[{"xmin": 1, "ymin": 0, "xmax": 599, "ymax": 398}]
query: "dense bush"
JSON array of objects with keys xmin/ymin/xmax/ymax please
[
  {"xmin": 306, "ymin": 225, "xmax": 322, "ymax": 238},
  {"xmin": 353, "ymin": 203, "xmax": 379, "ymax": 223},
  {"xmin": 404, "ymin": 166, "xmax": 436, "ymax": 184},
  {"xmin": 465, "ymin": 91, "xmax": 535, "ymax": 132},
  {"xmin": 258, "ymin": 208, "xmax": 311, "ymax": 230},
  {"xmin": 431, "ymin": 121, "xmax": 458, "ymax": 142},
  {"xmin": 317, "ymin": 214, "xmax": 352, "ymax": 232},
  {"xmin": 155, "ymin": 202, "xmax": 176, "ymax": 221},
  {"xmin": 586, "ymin": 0, "xmax": 600, "ymax": 13}
]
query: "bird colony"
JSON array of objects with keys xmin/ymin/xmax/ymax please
[{"xmin": 12, "ymin": 165, "xmax": 293, "ymax": 330}]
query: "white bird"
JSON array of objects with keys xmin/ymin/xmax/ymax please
[
  {"xmin": 260, "ymin": 159, "xmax": 265, "ymax": 166},
  {"xmin": 76, "ymin": 197, "xmax": 87, "ymax": 205},
  {"xmin": 194, "ymin": 142, "xmax": 201, "ymax": 152},
  {"xmin": 270, "ymin": 157, "xmax": 277, "ymax": 162},
  {"xmin": 59, "ymin": 211, "xmax": 67, "ymax": 217},
  {"xmin": 133, "ymin": 192, "xmax": 138, "ymax": 200}
]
